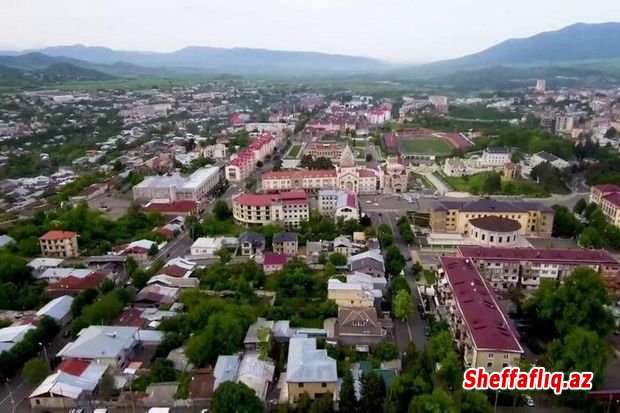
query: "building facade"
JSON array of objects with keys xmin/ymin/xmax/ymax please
[
  {"xmin": 133, "ymin": 167, "xmax": 221, "ymax": 203},
  {"xmin": 437, "ymin": 257, "xmax": 523, "ymax": 372},
  {"xmin": 39, "ymin": 231, "xmax": 79, "ymax": 258},
  {"xmin": 590, "ymin": 184, "xmax": 620, "ymax": 227},
  {"xmin": 430, "ymin": 198, "xmax": 553, "ymax": 237},
  {"xmin": 232, "ymin": 191, "xmax": 310, "ymax": 228},
  {"xmin": 225, "ymin": 133, "xmax": 280, "ymax": 182},
  {"xmin": 456, "ymin": 245, "xmax": 620, "ymax": 292}
]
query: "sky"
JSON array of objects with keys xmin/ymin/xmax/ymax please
[{"xmin": 2, "ymin": 0, "xmax": 620, "ymax": 63}]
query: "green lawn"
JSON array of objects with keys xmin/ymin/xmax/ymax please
[
  {"xmin": 441, "ymin": 172, "xmax": 550, "ymax": 197},
  {"xmin": 400, "ymin": 138, "xmax": 454, "ymax": 155},
  {"xmin": 287, "ymin": 144, "xmax": 302, "ymax": 158}
]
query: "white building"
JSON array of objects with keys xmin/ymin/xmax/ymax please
[
  {"xmin": 535, "ymin": 79, "xmax": 546, "ymax": 92},
  {"xmin": 132, "ymin": 167, "xmax": 221, "ymax": 203},
  {"xmin": 232, "ymin": 191, "xmax": 310, "ymax": 228},
  {"xmin": 480, "ymin": 147, "xmax": 512, "ymax": 166},
  {"xmin": 555, "ymin": 116, "xmax": 575, "ymax": 134},
  {"xmin": 530, "ymin": 151, "xmax": 570, "ymax": 169},
  {"xmin": 318, "ymin": 190, "xmax": 360, "ymax": 221},
  {"xmin": 190, "ymin": 237, "xmax": 223, "ymax": 256}
]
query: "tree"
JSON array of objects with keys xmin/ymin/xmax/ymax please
[
  {"xmin": 211, "ymin": 382, "xmax": 263, "ymax": 413},
  {"xmin": 213, "ymin": 200, "xmax": 232, "ymax": 221},
  {"xmin": 216, "ymin": 248, "xmax": 232, "ymax": 264},
  {"xmin": 360, "ymin": 371, "xmax": 385, "ymax": 413},
  {"xmin": 390, "ymin": 373, "xmax": 431, "ymax": 412},
  {"xmin": 385, "ymin": 245, "xmax": 406, "ymax": 277},
  {"xmin": 339, "ymin": 370, "xmax": 358, "ymax": 413},
  {"xmin": 547, "ymin": 328, "xmax": 608, "ymax": 390},
  {"xmin": 523, "ymin": 267, "xmax": 614, "ymax": 339},
  {"xmin": 98, "ymin": 372, "xmax": 116, "ymax": 399},
  {"xmin": 424, "ymin": 331, "xmax": 454, "ymax": 365},
  {"xmin": 186, "ymin": 313, "xmax": 245, "ymax": 366},
  {"xmin": 22, "ymin": 358, "xmax": 49, "ymax": 385},
  {"xmin": 256, "ymin": 160, "xmax": 264, "ymax": 168},
  {"xmin": 377, "ymin": 224, "xmax": 393, "ymax": 247},
  {"xmin": 393, "ymin": 289, "xmax": 413, "ymax": 321},
  {"xmin": 373, "ymin": 342, "xmax": 399, "ymax": 361},
  {"xmin": 552, "ymin": 205, "xmax": 584, "ymax": 238},
  {"xmin": 482, "ymin": 172, "xmax": 501, "ymax": 194},
  {"xmin": 329, "ymin": 252, "xmax": 347, "ymax": 267},
  {"xmin": 573, "ymin": 199, "xmax": 587, "ymax": 215},
  {"xmin": 437, "ymin": 351, "xmax": 462, "ymax": 389},
  {"xmin": 148, "ymin": 243, "xmax": 159, "ymax": 257},
  {"xmin": 150, "ymin": 358, "xmax": 177, "ymax": 383},
  {"xmin": 455, "ymin": 390, "xmax": 492, "ymax": 413},
  {"xmin": 309, "ymin": 393, "xmax": 335, "ymax": 413},
  {"xmin": 409, "ymin": 389, "xmax": 457, "ymax": 413},
  {"xmin": 579, "ymin": 227, "xmax": 604, "ymax": 248}
]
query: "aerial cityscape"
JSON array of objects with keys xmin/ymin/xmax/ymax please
[{"xmin": 2, "ymin": 1, "xmax": 620, "ymax": 413}]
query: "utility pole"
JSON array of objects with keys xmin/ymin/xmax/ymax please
[{"xmin": 39, "ymin": 342, "xmax": 49, "ymax": 366}]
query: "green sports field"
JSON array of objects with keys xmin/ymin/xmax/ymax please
[{"xmin": 399, "ymin": 138, "xmax": 454, "ymax": 155}]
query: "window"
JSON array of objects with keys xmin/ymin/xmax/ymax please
[
  {"xmin": 490, "ymin": 235, "xmax": 494, "ymax": 242},
  {"xmin": 322, "ymin": 383, "xmax": 327, "ymax": 388},
  {"xmin": 504, "ymin": 354, "xmax": 509, "ymax": 359},
  {"xmin": 487, "ymin": 362, "xmax": 493, "ymax": 368},
  {"xmin": 488, "ymin": 353, "xmax": 494, "ymax": 358},
  {"xmin": 299, "ymin": 383, "xmax": 304, "ymax": 388}
]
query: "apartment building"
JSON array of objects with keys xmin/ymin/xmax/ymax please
[
  {"xmin": 225, "ymin": 133, "xmax": 279, "ymax": 182},
  {"xmin": 39, "ymin": 230, "xmax": 79, "ymax": 258},
  {"xmin": 430, "ymin": 198, "xmax": 553, "ymax": 236},
  {"xmin": 437, "ymin": 256, "xmax": 523, "ymax": 372},
  {"xmin": 132, "ymin": 167, "xmax": 221, "ymax": 203},
  {"xmin": 480, "ymin": 147, "xmax": 511, "ymax": 166},
  {"xmin": 456, "ymin": 246, "xmax": 620, "ymax": 292},
  {"xmin": 231, "ymin": 191, "xmax": 309, "ymax": 228},
  {"xmin": 589, "ymin": 184, "xmax": 620, "ymax": 227}
]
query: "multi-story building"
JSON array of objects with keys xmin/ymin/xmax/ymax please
[
  {"xmin": 225, "ymin": 133, "xmax": 279, "ymax": 182},
  {"xmin": 429, "ymin": 95, "xmax": 449, "ymax": 113},
  {"xmin": 430, "ymin": 198, "xmax": 554, "ymax": 236},
  {"xmin": 272, "ymin": 232, "xmax": 299, "ymax": 256},
  {"xmin": 555, "ymin": 116, "xmax": 575, "ymax": 134},
  {"xmin": 366, "ymin": 107, "xmax": 392, "ymax": 125},
  {"xmin": 535, "ymin": 79, "xmax": 546, "ymax": 92},
  {"xmin": 317, "ymin": 190, "xmax": 359, "ymax": 221},
  {"xmin": 304, "ymin": 141, "xmax": 345, "ymax": 161},
  {"xmin": 437, "ymin": 256, "xmax": 523, "ymax": 371},
  {"xmin": 39, "ymin": 230, "xmax": 79, "ymax": 258},
  {"xmin": 232, "ymin": 191, "xmax": 310, "ymax": 228},
  {"xmin": 203, "ymin": 143, "xmax": 228, "ymax": 160},
  {"xmin": 133, "ymin": 167, "xmax": 221, "ymax": 203},
  {"xmin": 480, "ymin": 147, "xmax": 511, "ymax": 166},
  {"xmin": 456, "ymin": 246, "xmax": 620, "ymax": 292},
  {"xmin": 285, "ymin": 337, "xmax": 337, "ymax": 403},
  {"xmin": 382, "ymin": 156, "xmax": 409, "ymax": 193},
  {"xmin": 590, "ymin": 184, "xmax": 620, "ymax": 227}
]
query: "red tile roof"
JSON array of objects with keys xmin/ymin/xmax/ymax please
[
  {"xmin": 440, "ymin": 256, "xmax": 522, "ymax": 353},
  {"xmin": 114, "ymin": 308, "xmax": 147, "ymax": 328},
  {"xmin": 39, "ymin": 230, "xmax": 76, "ymax": 241},
  {"xmin": 594, "ymin": 184, "xmax": 620, "ymax": 194},
  {"xmin": 58, "ymin": 359, "xmax": 90, "ymax": 376},
  {"xmin": 603, "ymin": 193, "xmax": 620, "ymax": 208},
  {"xmin": 457, "ymin": 246, "xmax": 618, "ymax": 265},
  {"xmin": 46, "ymin": 272, "xmax": 106, "ymax": 293},
  {"xmin": 142, "ymin": 200, "xmax": 197, "ymax": 214},
  {"xmin": 264, "ymin": 252, "xmax": 287, "ymax": 266}
]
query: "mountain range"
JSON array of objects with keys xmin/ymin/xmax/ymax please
[{"xmin": 1, "ymin": 22, "xmax": 620, "ymax": 86}]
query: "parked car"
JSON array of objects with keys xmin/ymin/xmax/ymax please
[{"xmin": 424, "ymin": 325, "xmax": 431, "ymax": 337}]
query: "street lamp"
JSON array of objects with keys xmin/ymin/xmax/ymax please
[{"xmin": 38, "ymin": 342, "xmax": 49, "ymax": 366}]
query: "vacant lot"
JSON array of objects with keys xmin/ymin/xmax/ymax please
[
  {"xmin": 400, "ymin": 138, "xmax": 454, "ymax": 155},
  {"xmin": 441, "ymin": 172, "xmax": 549, "ymax": 197}
]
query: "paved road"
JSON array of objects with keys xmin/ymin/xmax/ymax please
[{"xmin": 369, "ymin": 210, "xmax": 428, "ymax": 353}]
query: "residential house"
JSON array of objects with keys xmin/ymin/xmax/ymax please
[
  {"xmin": 36, "ymin": 295, "xmax": 74, "ymax": 327},
  {"xmin": 263, "ymin": 253, "xmax": 287, "ymax": 274},
  {"xmin": 57, "ymin": 326, "xmax": 139, "ymax": 370},
  {"xmin": 348, "ymin": 251, "xmax": 385, "ymax": 278},
  {"xmin": 39, "ymin": 230, "xmax": 79, "ymax": 258},
  {"xmin": 333, "ymin": 236, "xmax": 353, "ymax": 257},
  {"xmin": 134, "ymin": 285, "xmax": 179, "ymax": 308},
  {"xmin": 0, "ymin": 324, "xmax": 36, "ymax": 353},
  {"xmin": 46, "ymin": 270, "xmax": 108, "ymax": 298},
  {"xmin": 327, "ymin": 278, "xmax": 376, "ymax": 309},
  {"xmin": 29, "ymin": 360, "xmax": 108, "ymax": 410},
  {"xmin": 285, "ymin": 337, "xmax": 337, "ymax": 403},
  {"xmin": 336, "ymin": 307, "xmax": 386, "ymax": 346},
  {"xmin": 238, "ymin": 232, "xmax": 266, "ymax": 256},
  {"xmin": 244, "ymin": 317, "xmax": 274, "ymax": 352},
  {"xmin": 213, "ymin": 354, "xmax": 276, "ymax": 402},
  {"xmin": 27, "ymin": 258, "xmax": 65, "ymax": 277},
  {"xmin": 0, "ymin": 234, "xmax": 15, "ymax": 249},
  {"xmin": 272, "ymin": 232, "xmax": 299, "ymax": 256},
  {"xmin": 116, "ymin": 239, "xmax": 160, "ymax": 263}
]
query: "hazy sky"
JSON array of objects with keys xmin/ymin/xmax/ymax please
[{"xmin": 2, "ymin": 0, "xmax": 620, "ymax": 62}]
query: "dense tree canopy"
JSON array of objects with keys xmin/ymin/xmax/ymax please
[{"xmin": 211, "ymin": 382, "xmax": 263, "ymax": 413}]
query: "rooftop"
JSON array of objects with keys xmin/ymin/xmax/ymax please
[
  {"xmin": 39, "ymin": 230, "xmax": 77, "ymax": 241},
  {"xmin": 286, "ymin": 337, "xmax": 337, "ymax": 383},
  {"xmin": 458, "ymin": 246, "xmax": 618, "ymax": 264},
  {"xmin": 440, "ymin": 256, "xmax": 522, "ymax": 353},
  {"xmin": 57, "ymin": 326, "xmax": 138, "ymax": 359},
  {"xmin": 233, "ymin": 191, "xmax": 308, "ymax": 207},
  {"xmin": 469, "ymin": 216, "xmax": 521, "ymax": 232}
]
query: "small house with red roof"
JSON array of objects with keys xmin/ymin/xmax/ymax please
[{"xmin": 263, "ymin": 253, "xmax": 288, "ymax": 274}]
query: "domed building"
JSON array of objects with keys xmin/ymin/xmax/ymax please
[{"xmin": 467, "ymin": 216, "xmax": 521, "ymax": 247}]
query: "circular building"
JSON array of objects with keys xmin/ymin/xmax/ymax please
[{"xmin": 468, "ymin": 216, "xmax": 521, "ymax": 247}]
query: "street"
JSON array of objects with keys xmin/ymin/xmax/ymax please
[{"xmin": 368, "ymin": 209, "xmax": 429, "ymax": 353}]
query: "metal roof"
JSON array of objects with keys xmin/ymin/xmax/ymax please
[{"xmin": 285, "ymin": 337, "xmax": 337, "ymax": 383}]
